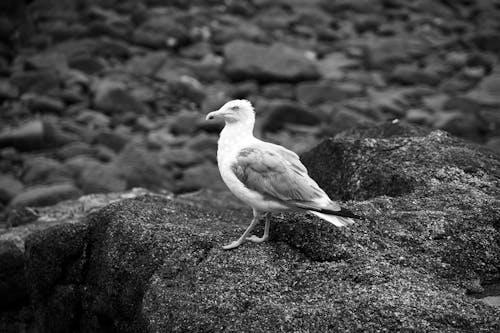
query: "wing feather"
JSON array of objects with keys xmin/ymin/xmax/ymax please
[{"xmin": 231, "ymin": 143, "xmax": 341, "ymax": 212}]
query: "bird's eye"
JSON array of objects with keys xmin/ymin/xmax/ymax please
[{"xmin": 230, "ymin": 106, "xmax": 239, "ymax": 111}]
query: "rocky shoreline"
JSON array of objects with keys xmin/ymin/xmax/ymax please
[{"xmin": 1, "ymin": 124, "xmax": 499, "ymax": 332}]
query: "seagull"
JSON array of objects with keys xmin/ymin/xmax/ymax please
[{"xmin": 206, "ymin": 99, "xmax": 359, "ymax": 250}]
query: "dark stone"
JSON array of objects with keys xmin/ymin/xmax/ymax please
[
  {"xmin": 77, "ymin": 162, "xmax": 126, "ymax": 194},
  {"xmin": 223, "ymin": 41, "xmax": 320, "ymax": 83},
  {"xmin": 261, "ymin": 101, "xmax": 322, "ymax": 133},
  {"xmin": 93, "ymin": 80, "xmax": 148, "ymax": 115},
  {"xmin": 22, "ymin": 157, "xmax": 73, "ymax": 186},
  {"xmin": 113, "ymin": 142, "xmax": 172, "ymax": 190},
  {"xmin": 10, "ymin": 183, "xmax": 82, "ymax": 208},
  {"xmin": 0, "ymin": 119, "xmax": 79, "ymax": 151},
  {"xmin": 10, "ymin": 70, "xmax": 60, "ymax": 94},
  {"xmin": 296, "ymin": 80, "xmax": 364, "ymax": 105},
  {"xmin": 94, "ymin": 130, "xmax": 129, "ymax": 152},
  {"xmin": 5, "ymin": 207, "xmax": 39, "ymax": 227},
  {"xmin": 0, "ymin": 175, "xmax": 23, "ymax": 204}
]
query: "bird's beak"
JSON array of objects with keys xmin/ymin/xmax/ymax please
[{"xmin": 206, "ymin": 110, "xmax": 223, "ymax": 120}]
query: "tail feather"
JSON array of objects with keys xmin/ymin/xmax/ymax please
[{"xmin": 308, "ymin": 210, "xmax": 355, "ymax": 228}]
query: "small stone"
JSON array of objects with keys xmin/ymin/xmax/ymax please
[
  {"xmin": 389, "ymin": 64, "xmax": 440, "ymax": 86},
  {"xmin": 465, "ymin": 70, "xmax": 500, "ymax": 106},
  {"xmin": 317, "ymin": 52, "xmax": 358, "ymax": 79},
  {"xmin": 22, "ymin": 93, "xmax": 65, "ymax": 113},
  {"xmin": 10, "ymin": 69, "xmax": 60, "ymax": 94},
  {"xmin": 296, "ymin": 81, "xmax": 363, "ymax": 105},
  {"xmin": 364, "ymin": 36, "xmax": 430, "ymax": 69},
  {"xmin": 0, "ymin": 80, "xmax": 19, "ymax": 99},
  {"xmin": 10, "ymin": 183, "xmax": 82, "ymax": 208},
  {"xmin": 55, "ymin": 142, "xmax": 97, "ymax": 160},
  {"xmin": 93, "ymin": 80, "xmax": 148, "ymax": 114},
  {"xmin": 161, "ymin": 147, "xmax": 202, "ymax": 167},
  {"xmin": 405, "ymin": 109, "xmax": 434, "ymax": 126},
  {"xmin": 176, "ymin": 162, "xmax": 225, "ymax": 193},
  {"xmin": 169, "ymin": 111, "xmax": 202, "ymax": 135},
  {"xmin": 77, "ymin": 163, "xmax": 126, "ymax": 194},
  {"xmin": 22, "ymin": 157, "xmax": 73, "ymax": 186},
  {"xmin": 0, "ymin": 120, "xmax": 44, "ymax": 151},
  {"xmin": 0, "ymin": 175, "xmax": 24, "ymax": 204},
  {"xmin": 68, "ymin": 55, "xmax": 105, "ymax": 74},
  {"xmin": 5, "ymin": 207, "xmax": 38, "ymax": 227},
  {"xmin": 75, "ymin": 110, "xmax": 111, "ymax": 128},
  {"xmin": 94, "ymin": 130, "xmax": 129, "ymax": 152},
  {"xmin": 261, "ymin": 101, "xmax": 322, "ymax": 132},
  {"xmin": 223, "ymin": 41, "xmax": 319, "ymax": 82},
  {"xmin": 113, "ymin": 142, "xmax": 171, "ymax": 190}
]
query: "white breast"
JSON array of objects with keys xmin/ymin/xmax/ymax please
[{"xmin": 216, "ymin": 127, "xmax": 288, "ymax": 212}]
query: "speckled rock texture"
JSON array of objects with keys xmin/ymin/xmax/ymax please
[{"xmin": 5, "ymin": 124, "xmax": 500, "ymax": 332}]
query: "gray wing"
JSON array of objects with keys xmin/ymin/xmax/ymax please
[{"xmin": 231, "ymin": 142, "xmax": 341, "ymax": 212}]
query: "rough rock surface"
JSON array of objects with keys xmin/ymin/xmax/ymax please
[{"xmin": 2, "ymin": 124, "xmax": 499, "ymax": 332}]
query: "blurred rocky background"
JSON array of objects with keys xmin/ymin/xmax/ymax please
[{"xmin": 1, "ymin": 0, "xmax": 500, "ymax": 213}]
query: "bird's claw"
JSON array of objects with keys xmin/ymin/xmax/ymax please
[
  {"xmin": 222, "ymin": 240, "xmax": 243, "ymax": 250},
  {"xmin": 246, "ymin": 235, "xmax": 268, "ymax": 243}
]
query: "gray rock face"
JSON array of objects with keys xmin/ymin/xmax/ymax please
[
  {"xmin": 10, "ymin": 124, "xmax": 499, "ymax": 333},
  {"xmin": 223, "ymin": 41, "xmax": 320, "ymax": 82}
]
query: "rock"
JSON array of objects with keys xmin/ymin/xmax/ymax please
[
  {"xmin": 321, "ymin": 0, "xmax": 383, "ymax": 13},
  {"xmin": 64, "ymin": 156, "xmax": 101, "ymax": 177},
  {"xmin": 364, "ymin": 36, "xmax": 431, "ymax": 69},
  {"xmin": 223, "ymin": 41, "xmax": 319, "ymax": 82},
  {"xmin": 93, "ymin": 80, "xmax": 148, "ymax": 114},
  {"xmin": 389, "ymin": 64, "xmax": 441, "ymax": 86},
  {"xmin": 22, "ymin": 93, "xmax": 65, "ymax": 113},
  {"xmin": 10, "ymin": 183, "xmax": 82, "ymax": 208},
  {"xmin": 5, "ymin": 207, "xmax": 39, "ymax": 227},
  {"xmin": 434, "ymin": 111, "xmax": 486, "ymax": 141},
  {"xmin": 94, "ymin": 130, "xmax": 129, "ymax": 152},
  {"xmin": 296, "ymin": 81, "xmax": 363, "ymax": 105},
  {"xmin": 55, "ymin": 142, "xmax": 97, "ymax": 160},
  {"xmin": 0, "ymin": 79, "xmax": 19, "ymax": 99},
  {"xmin": 10, "ymin": 69, "xmax": 60, "ymax": 94},
  {"xmin": 22, "ymin": 157, "xmax": 73, "ymax": 186},
  {"xmin": 167, "ymin": 76, "xmax": 206, "ymax": 105},
  {"xmin": 468, "ymin": 29, "xmax": 500, "ymax": 53},
  {"xmin": 465, "ymin": 70, "xmax": 500, "ymax": 107},
  {"xmin": 260, "ymin": 101, "xmax": 322, "ymax": 132},
  {"xmin": 113, "ymin": 142, "xmax": 171, "ymax": 190},
  {"xmin": 23, "ymin": 126, "xmax": 500, "ymax": 333},
  {"xmin": 0, "ymin": 241, "xmax": 28, "ymax": 310},
  {"xmin": 0, "ymin": 175, "xmax": 24, "ymax": 204},
  {"xmin": 75, "ymin": 110, "xmax": 110, "ymax": 129},
  {"xmin": 77, "ymin": 162, "xmax": 126, "ymax": 194},
  {"xmin": 160, "ymin": 147, "xmax": 203, "ymax": 167},
  {"xmin": 133, "ymin": 15, "xmax": 190, "ymax": 49},
  {"xmin": 0, "ymin": 119, "xmax": 77, "ymax": 151},
  {"xmin": 176, "ymin": 162, "xmax": 226, "ymax": 193},
  {"xmin": 317, "ymin": 52, "xmax": 358, "ymax": 79},
  {"xmin": 330, "ymin": 108, "xmax": 375, "ymax": 133},
  {"xmin": 68, "ymin": 55, "xmax": 105, "ymax": 74}
]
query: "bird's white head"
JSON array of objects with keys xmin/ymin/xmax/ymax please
[{"xmin": 206, "ymin": 99, "xmax": 255, "ymax": 126}]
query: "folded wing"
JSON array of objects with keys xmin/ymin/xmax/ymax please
[{"xmin": 231, "ymin": 142, "xmax": 345, "ymax": 214}]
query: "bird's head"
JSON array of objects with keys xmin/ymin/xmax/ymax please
[{"xmin": 206, "ymin": 99, "xmax": 255, "ymax": 125}]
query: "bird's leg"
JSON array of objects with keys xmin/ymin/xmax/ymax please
[
  {"xmin": 246, "ymin": 213, "xmax": 270, "ymax": 243},
  {"xmin": 222, "ymin": 209, "xmax": 262, "ymax": 250}
]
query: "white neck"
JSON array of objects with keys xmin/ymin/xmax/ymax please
[{"xmin": 218, "ymin": 119, "xmax": 255, "ymax": 160}]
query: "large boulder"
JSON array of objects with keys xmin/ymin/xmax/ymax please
[{"xmin": 16, "ymin": 124, "xmax": 500, "ymax": 332}]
